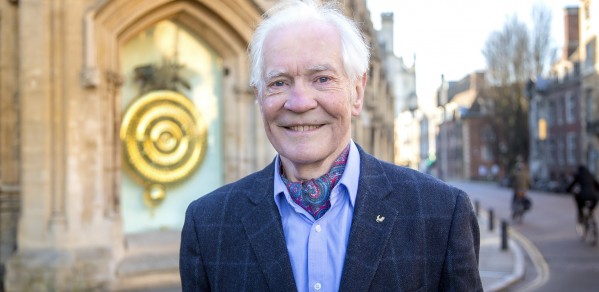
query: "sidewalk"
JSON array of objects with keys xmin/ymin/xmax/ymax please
[{"xmin": 478, "ymin": 214, "xmax": 526, "ymax": 291}]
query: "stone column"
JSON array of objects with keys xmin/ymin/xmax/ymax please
[{"xmin": 5, "ymin": 1, "xmax": 120, "ymax": 290}]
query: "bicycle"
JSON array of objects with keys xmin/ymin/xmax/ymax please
[
  {"xmin": 511, "ymin": 196, "xmax": 529, "ymax": 224},
  {"xmin": 576, "ymin": 200, "xmax": 597, "ymax": 246}
]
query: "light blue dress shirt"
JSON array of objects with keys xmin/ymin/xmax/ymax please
[{"xmin": 274, "ymin": 141, "xmax": 360, "ymax": 292}]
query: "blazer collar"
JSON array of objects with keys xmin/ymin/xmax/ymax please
[
  {"xmin": 242, "ymin": 146, "xmax": 401, "ymax": 291},
  {"xmin": 339, "ymin": 145, "xmax": 399, "ymax": 291},
  {"xmin": 241, "ymin": 160, "xmax": 297, "ymax": 291}
]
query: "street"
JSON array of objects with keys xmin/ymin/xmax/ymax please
[{"xmin": 449, "ymin": 180, "xmax": 599, "ymax": 292}]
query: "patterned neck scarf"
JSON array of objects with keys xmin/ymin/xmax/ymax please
[{"xmin": 280, "ymin": 144, "xmax": 350, "ymax": 220}]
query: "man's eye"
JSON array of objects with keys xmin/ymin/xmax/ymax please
[
  {"xmin": 266, "ymin": 80, "xmax": 287, "ymax": 94},
  {"xmin": 317, "ymin": 77, "xmax": 330, "ymax": 83}
]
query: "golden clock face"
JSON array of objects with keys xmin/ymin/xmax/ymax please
[{"xmin": 120, "ymin": 90, "xmax": 208, "ymax": 184}]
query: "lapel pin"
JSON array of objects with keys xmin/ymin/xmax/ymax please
[{"xmin": 376, "ymin": 215, "xmax": 385, "ymax": 223}]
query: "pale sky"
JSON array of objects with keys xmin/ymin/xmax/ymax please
[{"xmin": 366, "ymin": 0, "xmax": 580, "ymax": 106}]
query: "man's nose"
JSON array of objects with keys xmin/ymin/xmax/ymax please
[{"xmin": 284, "ymin": 81, "xmax": 317, "ymax": 112}]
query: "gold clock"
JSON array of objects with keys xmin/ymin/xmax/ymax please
[{"xmin": 120, "ymin": 90, "xmax": 207, "ymax": 207}]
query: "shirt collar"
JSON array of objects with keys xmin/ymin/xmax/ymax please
[{"xmin": 273, "ymin": 140, "xmax": 360, "ymax": 209}]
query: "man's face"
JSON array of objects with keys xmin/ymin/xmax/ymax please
[{"xmin": 257, "ymin": 21, "xmax": 365, "ymax": 178}]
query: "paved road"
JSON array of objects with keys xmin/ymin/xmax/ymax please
[{"xmin": 449, "ymin": 180, "xmax": 599, "ymax": 292}]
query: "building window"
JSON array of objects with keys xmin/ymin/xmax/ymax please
[
  {"xmin": 567, "ymin": 132, "xmax": 577, "ymax": 165},
  {"xmin": 557, "ymin": 98, "xmax": 564, "ymax": 125},
  {"xmin": 549, "ymin": 101, "xmax": 555, "ymax": 126},
  {"xmin": 589, "ymin": 149, "xmax": 598, "ymax": 175},
  {"xmin": 585, "ymin": 38, "xmax": 596, "ymax": 70},
  {"xmin": 587, "ymin": 89, "xmax": 594, "ymax": 123},
  {"xmin": 538, "ymin": 118, "xmax": 547, "ymax": 140},
  {"xmin": 549, "ymin": 138, "xmax": 556, "ymax": 165},
  {"xmin": 566, "ymin": 92, "xmax": 576, "ymax": 124},
  {"xmin": 557, "ymin": 138, "xmax": 565, "ymax": 166}
]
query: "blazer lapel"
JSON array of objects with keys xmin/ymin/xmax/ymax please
[
  {"xmin": 339, "ymin": 148, "xmax": 399, "ymax": 291},
  {"xmin": 241, "ymin": 162, "xmax": 297, "ymax": 292}
]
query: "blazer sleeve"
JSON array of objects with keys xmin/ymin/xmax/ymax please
[
  {"xmin": 180, "ymin": 201, "xmax": 211, "ymax": 291},
  {"xmin": 439, "ymin": 191, "xmax": 483, "ymax": 291}
]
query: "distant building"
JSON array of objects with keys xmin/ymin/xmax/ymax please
[
  {"xmin": 436, "ymin": 72, "xmax": 498, "ymax": 181},
  {"xmin": 528, "ymin": 6, "xmax": 584, "ymax": 189},
  {"xmin": 580, "ymin": 0, "xmax": 599, "ymax": 177},
  {"xmin": 378, "ymin": 12, "xmax": 418, "ymax": 114},
  {"xmin": 376, "ymin": 12, "xmax": 419, "ymax": 167},
  {"xmin": 528, "ymin": 72, "xmax": 583, "ymax": 187}
]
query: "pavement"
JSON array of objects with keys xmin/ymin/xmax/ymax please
[{"xmin": 478, "ymin": 211, "xmax": 526, "ymax": 291}]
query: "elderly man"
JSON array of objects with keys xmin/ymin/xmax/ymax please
[{"xmin": 180, "ymin": 1, "xmax": 482, "ymax": 291}]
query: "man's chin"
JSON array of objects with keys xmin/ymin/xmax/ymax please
[{"xmin": 279, "ymin": 147, "xmax": 325, "ymax": 165}]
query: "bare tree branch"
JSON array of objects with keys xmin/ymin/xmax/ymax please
[
  {"xmin": 482, "ymin": 14, "xmax": 532, "ymax": 170},
  {"xmin": 531, "ymin": 3, "xmax": 553, "ymax": 76}
]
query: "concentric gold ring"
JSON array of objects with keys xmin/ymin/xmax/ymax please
[{"xmin": 120, "ymin": 90, "xmax": 207, "ymax": 184}]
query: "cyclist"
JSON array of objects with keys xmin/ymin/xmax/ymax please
[
  {"xmin": 511, "ymin": 161, "xmax": 531, "ymax": 221},
  {"xmin": 566, "ymin": 165, "xmax": 599, "ymax": 226}
]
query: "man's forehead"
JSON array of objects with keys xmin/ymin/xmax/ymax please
[{"xmin": 262, "ymin": 19, "xmax": 339, "ymax": 47}]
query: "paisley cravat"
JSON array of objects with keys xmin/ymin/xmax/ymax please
[{"xmin": 281, "ymin": 145, "xmax": 350, "ymax": 220}]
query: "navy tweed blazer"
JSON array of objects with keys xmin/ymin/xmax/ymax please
[{"xmin": 180, "ymin": 146, "xmax": 483, "ymax": 291}]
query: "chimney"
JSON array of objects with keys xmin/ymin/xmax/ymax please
[{"xmin": 564, "ymin": 6, "xmax": 579, "ymax": 59}]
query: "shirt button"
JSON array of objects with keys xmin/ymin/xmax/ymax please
[
  {"xmin": 314, "ymin": 282, "xmax": 322, "ymax": 290},
  {"xmin": 315, "ymin": 225, "xmax": 322, "ymax": 232}
]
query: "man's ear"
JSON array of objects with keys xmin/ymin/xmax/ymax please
[
  {"xmin": 351, "ymin": 73, "xmax": 367, "ymax": 116},
  {"xmin": 253, "ymin": 87, "xmax": 262, "ymax": 110},
  {"xmin": 253, "ymin": 87, "xmax": 259, "ymax": 99}
]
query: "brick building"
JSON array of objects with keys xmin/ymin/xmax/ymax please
[
  {"xmin": 436, "ymin": 72, "xmax": 499, "ymax": 181},
  {"xmin": 528, "ymin": 4, "xmax": 598, "ymax": 189},
  {"xmin": 580, "ymin": 0, "xmax": 599, "ymax": 177},
  {"xmin": 528, "ymin": 6, "xmax": 585, "ymax": 189}
]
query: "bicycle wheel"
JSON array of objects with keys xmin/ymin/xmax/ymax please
[
  {"xmin": 588, "ymin": 219, "xmax": 597, "ymax": 246},
  {"xmin": 512, "ymin": 201, "xmax": 524, "ymax": 224},
  {"xmin": 576, "ymin": 222, "xmax": 584, "ymax": 240}
]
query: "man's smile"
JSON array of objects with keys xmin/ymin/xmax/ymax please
[{"xmin": 285, "ymin": 124, "xmax": 323, "ymax": 132}]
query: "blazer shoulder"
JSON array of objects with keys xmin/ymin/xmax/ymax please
[
  {"xmin": 382, "ymin": 158, "xmax": 461, "ymax": 189},
  {"xmin": 374, "ymin": 158, "xmax": 467, "ymax": 205},
  {"xmin": 187, "ymin": 160, "xmax": 275, "ymax": 214},
  {"xmin": 356, "ymin": 146, "xmax": 464, "ymax": 199}
]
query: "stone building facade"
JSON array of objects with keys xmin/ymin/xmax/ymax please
[
  {"xmin": 580, "ymin": 0, "xmax": 599, "ymax": 177},
  {"xmin": 375, "ymin": 12, "xmax": 420, "ymax": 168},
  {"xmin": 0, "ymin": 0, "xmax": 395, "ymax": 290}
]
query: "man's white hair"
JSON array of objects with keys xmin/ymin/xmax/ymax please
[{"xmin": 248, "ymin": 0, "xmax": 370, "ymax": 96}]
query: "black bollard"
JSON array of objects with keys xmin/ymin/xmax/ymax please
[
  {"xmin": 474, "ymin": 200, "xmax": 480, "ymax": 217},
  {"xmin": 488, "ymin": 209, "xmax": 494, "ymax": 231},
  {"xmin": 501, "ymin": 220, "xmax": 509, "ymax": 251}
]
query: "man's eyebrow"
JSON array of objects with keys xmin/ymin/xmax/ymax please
[
  {"xmin": 265, "ymin": 64, "xmax": 339, "ymax": 80},
  {"xmin": 265, "ymin": 70, "xmax": 288, "ymax": 80}
]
